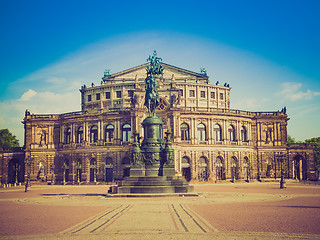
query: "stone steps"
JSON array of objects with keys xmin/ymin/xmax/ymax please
[{"xmin": 117, "ymin": 176, "xmax": 193, "ymax": 194}]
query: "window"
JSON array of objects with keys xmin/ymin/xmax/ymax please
[
  {"xmin": 116, "ymin": 91, "xmax": 122, "ymax": 98},
  {"xmin": 122, "ymin": 124, "xmax": 131, "ymax": 142},
  {"xmin": 105, "ymin": 92, "xmax": 110, "ymax": 99},
  {"xmin": 90, "ymin": 125, "xmax": 98, "ymax": 143},
  {"xmin": 189, "ymin": 90, "xmax": 195, "ymax": 97},
  {"xmin": 228, "ymin": 125, "xmax": 236, "ymax": 142},
  {"xmin": 65, "ymin": 128, "xmax": 71, "ymax": 144},
  {"xmin": 106, "ymin": 157, "xmax": 113, "ymax": 165},
  {"xmin": 128, "ymin": 90, "xmax": 134, "ymax": 97},
  {"xmin": 211, "ymin": 92, "xmax": 215, "ymax": 99},
  {"xmin": 88, "ymin": 95, "xmax": 92, "ymax": 102},
  {"xmin": 181, "ymin": 123, "xmax": 190, "ymax": 140},
  {"xmin": 96, "ymin": 93, "xmax": 100, "ymax": 100},
  {"xmin": 200, "ymin": 91, "xmax": 206, "ymax": 98},
  {"xmin": 197, "ymin": 123, "xmax": 206, "ymax": 141},
  {"xmin": 181, "ymin": 90, "xmax": 184, "ymax": 97},
  {"xmin": 220, "ymin": 93, "xmax": 224, "ymax": 100},
  {"xmin": 105, "ymin": 124, "xmax": 114, "ymax": 142},
  {"xmin": 214, "ymin": 124, "xmax": 222, "ymax": 141},
  {"xmin": 241, "ymin": 126, "xmax": 247, "ymax": 142},
  {"xmin": 76, "ymin": 127, "xmax": 83, "ymax": 143}
]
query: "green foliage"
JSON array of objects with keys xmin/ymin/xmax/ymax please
[
  {"xmin": 287, "ymin": 135, "xmax": 296, "ymax": 144},
  {"xmin": 305, "ymin": 137, "xmax": 320, "ymax": 170},
  {"xmin": 287, "ymin": 135, "xmax": 303, "ymax": 144},
  {"xmin": 0, "ymin": 129, "xmax": 20, "ymax": 149}
]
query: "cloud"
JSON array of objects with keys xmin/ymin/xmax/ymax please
[
  {"xmin": 277, "ymin": 82, "xmax": 320, "ymax": 101},
  {"xmin": 0, "ymin": 89, "xmax": 79, "ymax": 144},
  {"xmin": 1, "ymin": 31, "xmax": 319, "ymax": 143},
  {"xmin": 18, "ymin": 89, "xmax": 37, "ymax": 101}
]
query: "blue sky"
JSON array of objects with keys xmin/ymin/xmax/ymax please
[{"xmin": 0, "ymin": 0, "xmax": 319, "ymax": 144}]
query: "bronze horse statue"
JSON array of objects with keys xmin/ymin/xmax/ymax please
[{"xmin": 144, "ymin": 75, "xmax": 159, "ymax": 115}]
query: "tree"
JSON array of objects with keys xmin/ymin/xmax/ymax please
[
  {"xmin": 305, "ymin": 137, "xmax": 320, "ymax": 180},
  {"xmin": 287, "ymin": 135, "xmax": 303, "ymax": 144},
  {"xmin": 288, "ymin": 135, "xmax": 296, "ymax": 144},
  {"xmin": 0, "ymin": 129, "xmax": 20, "ymax": 150}
]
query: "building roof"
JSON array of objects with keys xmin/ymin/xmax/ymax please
[{"xmin": 102, "ymin": 63, "xmax": 208, "ymax": 82}]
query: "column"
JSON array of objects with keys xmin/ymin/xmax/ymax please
[
  {"xmin": 117, "ymin": 120, "xmax": 121, "ymax": 143},
  {"xmin": 98, "ymin": 120, "xmax": 101, "ymax": 142},
  {"xmin": 83, "ymin": 122, "xmax": 86, "ymax": 142},
  {"xmin": 60, "ymin": 125, "xmax": 64, "ymax": 143},
  {"xmin": 223, "ymin": 120, "xmax": 227, "ymax": 144},
  {"xmin": 85, "ymin": 122, "xmax": 89, "ymax": 143},
  {"xmin": 236, "ymin": 120, "xmax": 240, "ymax": 144},
  {"xmin": 72, "ymin": 123, "xmax": 76, "ymax": 143}
]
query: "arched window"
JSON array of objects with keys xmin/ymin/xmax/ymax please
[
  {"xmin": 105, "ymin": 124, "xmax": 114, "ymax": 142},
  {"xmin": 197, "ymin": 123, "xmax": 206, "ymax": 141},
  {"xmin": 122, "ymin": 124, "xmax": 131, "ymax": 142},
  {"xmin": 241, "ymin": 126, "xmax": 247, "ymax": 142},
  {"xmin": 181, "ymin": 123, "xmax": 190, "ymax": 140},
  {"xmin": 228, "ymin": 125, "xmax": 236, "ymax": 142},
  {"xmin": 76, "ymin": 126, "xmax": 83, "ymax": 143},
  {"xmin": 214, "ymin": 124, "xmax": 222, "ymax": 141},
  {"xmin": 90, "ymin": 125, "xmax": 98, "ymax": 143},
  {"xmin": 65, "ymin": 128, "xmax": 71, "ymax": 144}
]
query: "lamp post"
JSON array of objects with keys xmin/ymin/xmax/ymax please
[
  {"xmin": 25, "ymin": 152, "xmax": 33, "ymax": 192},
  {"xmin": 276, "ymin": 152, "xmax": 286, "ymax": 189},
  {"xmin": 14, "ymin": 162, "xmax": 20, "ymax": 185},
  {"xmin": 50, "ymin": 163, "xmax": 55, "ymax": 185},
  {"xmin": 76, "ymin": 162, "xmax": 81, "ymax": 183}
]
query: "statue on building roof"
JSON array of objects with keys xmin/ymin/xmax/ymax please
[
  {"xmin": 104, "ymin": 69, "xmax": 111, "ymax": 77},
  {"xmin": 200, "ymin": 67, "xmax": 207, "ymax": 76}
]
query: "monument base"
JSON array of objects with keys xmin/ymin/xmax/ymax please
[{"xmin": 116, "ymin": 176, "xmax": 194, "ymax": 194}]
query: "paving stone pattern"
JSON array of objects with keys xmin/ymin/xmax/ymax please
[{"xmin": 0, "ymin": 183, "xmax": 319, "ymax": 240}]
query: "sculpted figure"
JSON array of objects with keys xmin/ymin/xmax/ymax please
[{"xmin": 144, "ymin": 51, "xmax": 163, "ymax": 115}]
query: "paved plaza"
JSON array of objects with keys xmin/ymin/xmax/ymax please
[{"xmin": 0, "ymin": 182, "xmax": 319, "ymax": 239}]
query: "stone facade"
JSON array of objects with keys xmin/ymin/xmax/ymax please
[{"xmin": 0, "ymin": 63, "xmax": 316, "ymax": 185}]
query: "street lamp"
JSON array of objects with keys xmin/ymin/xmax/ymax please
[
  {"xmin": 14, "ymin": 162, "xmax": 20, "ymax": 185},
  {"xmin": 25, "ymin": 152, "xmax": 33, "ymax": 192},
  {"xmin": 276, "ymin": 152, "xmax": 286, "ymax": 189},
  {"xmin": 50, "ymin": 163, "xmax": 55, "ymax": 185}
]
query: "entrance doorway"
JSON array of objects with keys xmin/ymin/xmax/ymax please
[
  {"xmin": 8, "ymin": 159, "xmax": 22, "ymax": 184},
  {"xmin": 293, "ymin": 155, "xmax": 307, "ymax": 180},
  {"xmin": 216, "ymin": 157, "xmax": 225, "ymax": 180},
  {"xmin": 90, "ymin": 159, "xmax": 97, "ymax": 182},
  {"xmin": 106, "ymin": 168, "xmax": 114, "ymax": 182},
  {"xmin": 198, "ymin": 157, "xmax": 208, "ymax": 181},
  {"xmin": 181, "ymin": 156, "xmax": 191, "ymax": 181},
  {"xmin": 105, "ymin": 157, "xmax": 114, "ymax": 182}
]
